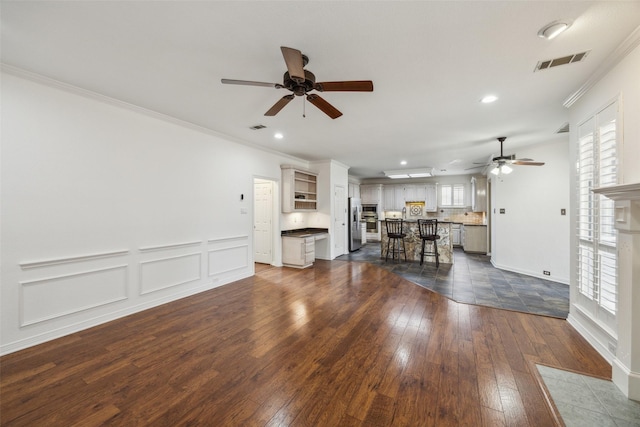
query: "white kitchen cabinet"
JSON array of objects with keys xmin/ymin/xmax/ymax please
[
  {"xmin": 471, "ymin": 176, "xmax": 487, "ymax": 212},
  {"xmin": 462, "ymin": 224, "xmax": 487, "ymax": 253},
  {"xmin": 348, "ymin": 182, "xmax": 360, "ymax": 199},
  {"xmin": 281, "ymin": 166, "xmax": 318, "ymax": 212},
  {"xmin": 382, "ymin": 185, "xmax": 405, "ymax": 211},
  {"xmin": 452, "ymin": 223, "xmax": 461, "ymax": 246},
  {"xmin": 282, "ymin": 236, "xmax": 315, "ymax": 268},
  {"xmin": 393, "ymin": 185, "xmax": 405, "ymax": 210},
  {"xmin": 404, "ymin": 185, "xmax": 426, "ymax": 202},
  {"xmin": 425, "ymin": 184, "xmax": 437, "ymax": 212},
  {"xmin": 382, "ymin": 185, "xmax": 395, "ymax": 211},
  {"xmin": 360, "ymin": 184, "xmax": 382, "ymax": 205}
]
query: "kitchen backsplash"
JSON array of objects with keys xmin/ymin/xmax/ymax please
[{"xmin": 383, "ymin": 207, "xmax": 486, "ymax": 224}]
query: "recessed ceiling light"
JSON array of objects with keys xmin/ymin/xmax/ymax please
[
  {"xmin": 538, "ymin": 20, "xmax": 571, "ymax": 40},
  {"xmin": 274, "ymin": 132, "xmax": 283, "ymax": 139},
  {"xmin": 400, "ymin": 160, "xmax": 407, "ymax": 165},
  {"xmin": 480, "ymin": 95, "xmax": 498, "ymax": 104}
]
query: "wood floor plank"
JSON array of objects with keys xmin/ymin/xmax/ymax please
[{"xmin": 0, "ymin": 260, "xmax": 610, "ymax": 426}]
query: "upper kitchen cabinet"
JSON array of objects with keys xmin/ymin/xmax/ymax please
[
  {"xmin": 360, "ymin": 184, "xmax": 382, "ymax": 205},
  {"xmin": 425, "ymin": 184, "xmax": 437, "ymax": 212},
  {"xmin": 348, "ymin": 182, "xmax": 361, "ymax": 199},
  {"xmin": 470, "ymin": 176, "xmax": 487, "ymax": 212},
  {"xmin": 404, "ymin": 185, "xmax": 426, "ymax": 202},
  {"xmin": 281, "ymin": 165, "xmax": 318, "ymax": 212},
  {"xmin": 382, "ymin": 185, "xmax": 405, "ymax": 210}
]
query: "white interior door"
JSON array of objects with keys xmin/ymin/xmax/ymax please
[
  {"xmin": 254, "ymin": 179, "xmax": 273, "ymax": 264},
  {"xmin": 333, "ymin": 185, "xmax": 346, "ymax": 256}
]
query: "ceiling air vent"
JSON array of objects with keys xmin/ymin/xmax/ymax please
[
  {"xmin": 534, "ymin": 51, "xmax": 590, "ymax": 72},
  {"xmin": 250, "ymin": 124, "xmax": 266, "ymax": 130},
  {"xmin": 556, "ymin": 122, "xmax": 570, "ymax": 133}
]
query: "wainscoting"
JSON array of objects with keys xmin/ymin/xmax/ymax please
[{"xmin": 3, "ymin": 235, "xmax": 252, "ymax": 355}]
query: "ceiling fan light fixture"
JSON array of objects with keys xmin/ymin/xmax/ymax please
[
  {"xmin": 490, "ymin": 164, "xmax": 514, "ymax": 176},
  {"xmin": 538, "ymin": 21, "xmax": 571, "ymax": 40},
  {"xmin": 384, "ymin": 168, "xmax": 434, "ymax": 179}
]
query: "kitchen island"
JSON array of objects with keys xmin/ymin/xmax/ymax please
[{"xmin": 380, "ymin": 220, "xmax": 453, "ymax": 264}]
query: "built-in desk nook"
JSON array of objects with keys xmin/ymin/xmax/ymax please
[{"xmin": 380, "ymin": 220, "xmax": 453, "ymax": 264}]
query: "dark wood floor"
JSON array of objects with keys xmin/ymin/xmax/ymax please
[{"xmin": 1, "ymin": 260, "xmax": 610, "ymax": 426}]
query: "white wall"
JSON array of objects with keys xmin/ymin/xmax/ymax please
[
  {"xmin": 0, "ymin": 71, "xmax": 310, "ymax": 354},
  {"xmin": 490, "ymin": 137, "xmax": 571, "ymax": 284}
]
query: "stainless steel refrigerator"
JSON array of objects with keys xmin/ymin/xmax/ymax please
[{"xmin": 348, "ymin": 197, "xmax": 362, "ymax": 251}]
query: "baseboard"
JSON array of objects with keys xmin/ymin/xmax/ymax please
[
  {"xmin": 490, "ymin": 260, "xmax": 569, "ymax": 285},
  {"xmin": 612, "ymin": 358, "xmax": 640, "ymax": 401},
  {"xmin": 566, "ymin": 311, "xmax": 616, "ymax": 364}
]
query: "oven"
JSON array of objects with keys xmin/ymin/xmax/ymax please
[{"xmin": 361, "ymin": 204, "xmax": 379, "ymax": 233}]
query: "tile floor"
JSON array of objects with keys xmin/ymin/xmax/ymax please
[
  {"xmin": 336, "ymin": 243, "xmax": 570, "ymax": 318},
  {"xmin": 537, "ymin": 364, "xmax": 640, "ymax": 426}
]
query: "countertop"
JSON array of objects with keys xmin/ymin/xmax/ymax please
[
  {"xmin": 281, "ymin": 228, "xmax": 329, "ymax": 238},
  {"xmin": 378, "ymin": 218, "xmax": 453, "ymax": 224},
  {"xmin": 379, "ymin": 219, "xmax": 486, "ymax": 226}
]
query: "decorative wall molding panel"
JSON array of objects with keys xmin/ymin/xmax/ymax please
[
  {"xmin": 20, "ymin": 265, "xmax": 128, "ymax": 327},
  {"xmin": 208, "ymin": 235, "xmax": 249, "ymax": 244},
  {"xmin": 139, "ymin": 240, "xmax": 202, "ymax": 253},
  {"xmin": 19, "ymin": 250, "xmax": 129, "ymax": 270},
  {"xmin": 139, "ymin": 253, "xmax": 201, "ymax": 295},
  {"xmin": 208, "ymin": 245, "xmax": 249, "ymax": 277}
]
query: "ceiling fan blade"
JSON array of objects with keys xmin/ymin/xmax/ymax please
[
  {"xmin": 264, "ymin": 95, "xmax": 295, "ymax": 116},
  {"xmin": 314, "ymin": 81, "xmax": 374, "ymax": 92},
  {"xmin": 221, "ymin": 79, "xmax": 283, "ymax": 88},
  {"xmin": 281, "ymin": 46, "xmax": 305, "ymax": 83},
  {"xmin": 306, "ymin": 94, "xmax": 343, "ymax": 119},
  {"xmin": 512, "ymin": 160, "xmax": 545, "ymax": 166}
]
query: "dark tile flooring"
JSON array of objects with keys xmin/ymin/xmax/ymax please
[{"xmin": 336, "ymin": 243, "xmax": 569, "ymax": 318}]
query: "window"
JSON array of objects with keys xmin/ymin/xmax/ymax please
[
  {"xmin": 441, "ymin": 184, "xmax": 465, "ymax": 207},
  {"xmin": 576, "ymin": 101, "xmax": 618, "ymax": 320}
]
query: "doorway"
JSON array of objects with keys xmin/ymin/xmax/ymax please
[{"xmin": 254, "ymin": 178, "xmax": 275, "ymax": 265}]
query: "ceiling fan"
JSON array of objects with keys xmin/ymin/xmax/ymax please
[
  {"xmin": 468, "ymin": 137, "xmax": 545, "ymax": 175},
  {"xmin": 221, "ymin": 46, "xmax": 374, "ymax": 119}
]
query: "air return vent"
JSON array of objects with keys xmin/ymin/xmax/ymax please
[
  {"xmin": 250, "ymin": 124, "xmax": 266, "ymax": 130},
  {"xmin": 534, "ymin": 51, "xmax": 590, "ymax": 72}
]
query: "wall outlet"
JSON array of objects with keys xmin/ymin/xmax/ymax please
[
  {"xmin": 499, "ymin": 208, "xmax": 505, "ymax": 214},
  {"xmin": 543, "ymin": 271, "xmax": 550, "ymax": 276}
]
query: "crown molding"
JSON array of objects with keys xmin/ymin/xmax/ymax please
[
  {"xmin": 0, "ymin": 64, "xmax": 310, "ymax": 165},
  {"xmin": 563, "ymin": 25, "xmax": 640, "ymax": 108}
]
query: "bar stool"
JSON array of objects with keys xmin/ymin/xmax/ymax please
[
  {"xmin": 385, "ymin": 219, "xmax": 407, "ymax": 262},
  {"xmin": 418, "ymin": 219, "xmax": 440, "ymax": 267}
]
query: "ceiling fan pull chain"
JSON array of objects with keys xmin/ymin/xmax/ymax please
[{"xmin": 303, "ymin": 95, "xmax": 306, "ymax": 118}]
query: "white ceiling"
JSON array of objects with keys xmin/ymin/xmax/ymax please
[{"xmin": 2, "ymin": 1, "xmax": 640, "ymax": 178}]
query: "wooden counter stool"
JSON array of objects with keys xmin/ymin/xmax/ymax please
[
  {"xmin": 418, "ymin": 219, "xmax": 440, "ymax": 267},
  {"xmin": 385, "ymin": 219, "xmax": 407, "ymax": 262}
]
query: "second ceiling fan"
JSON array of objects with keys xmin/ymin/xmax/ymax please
[
  {"xmin": 221, "ymin": 46, "xmax": 374, "ymax": 119},
  {"xmin": 468, "ymin": 137, "xmax": 545, "ymax": 175}
]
